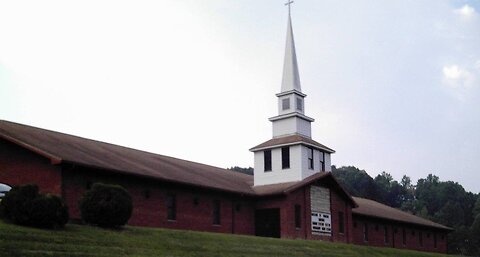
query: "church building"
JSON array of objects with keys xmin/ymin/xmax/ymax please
[{"xmin": 0, "ymin": 4, "xmax": 451, "ymax": 254}]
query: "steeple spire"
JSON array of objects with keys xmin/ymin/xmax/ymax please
[{"xmin": 281, "ymin": 1, "xmax": 302, "ymax": 93}]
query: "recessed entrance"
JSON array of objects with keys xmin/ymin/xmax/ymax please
[{"xmin": 255, "ymin": 208, "xmax": 280, "ymax": 238}]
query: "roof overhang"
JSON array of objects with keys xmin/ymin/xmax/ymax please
[
  {"xmin": 269, "ymin": 112, "xmax": 315, "ymax": 122},
  {"xmin": 275, "ymin": 89, "xmax": 306, "ymax": 98},
  {"xmin": 250, "ymin": 140, "xmax": 335, "ymax": 153},
  {"xmin": 0, "ymin": 133, "xmax": 62, "ymax": 165}
]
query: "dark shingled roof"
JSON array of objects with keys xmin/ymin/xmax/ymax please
[
  {"xmin": 253, "ymin": 172, "xmax": 357, "ymax": 208},
  {"xmin": 249, "ymin": 134, "xmax": 335, "ymax": 153},
  {"xmin": 352, "ymin": 197, "xmax": 452, "ymax": 231},
  {"xmin": 0, "ymin": 120, "xmax": 451, "ymax": 231},
  {"xmin": 0, "ymin": 120, "xmax": 255, "ymax": 195}
]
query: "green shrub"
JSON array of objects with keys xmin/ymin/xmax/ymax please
[
  {"xmin": 79, "ymin": 183, "xmax": 132, "ymax": 228},
  {"xmin": 0, "ymin": 184, "xmax": 69, "ymax": 228},
  {"xmin": 29, "ymin": 194, "xmax": 69, "ymax": 228}
]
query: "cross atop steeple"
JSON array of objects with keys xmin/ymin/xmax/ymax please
[
  {"xmin": 280, "ymin": 0, "xmax": 301, "ymax": 93},
  {"xmin": 285, "ymin": 0, "xmax": 294, "ymax": 15}
]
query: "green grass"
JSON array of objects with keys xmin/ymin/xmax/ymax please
[{"xmin": 0, "ymin": 220, "xmax": 456, "ymax": 257}]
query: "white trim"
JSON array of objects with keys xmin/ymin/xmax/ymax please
[
  {"xmin": 269, "ymin": 112, "xmax": 314, "ymax": 122},
  {"xmin": 276, "ymin": 89, "xmax": 306, "ymax": 98},
  {"xmin": 250, "ymin": 141, "xmax": 334, "ymax": 153}
]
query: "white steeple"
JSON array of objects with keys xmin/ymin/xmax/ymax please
[
  {"xmin": 281, "ymin": 3, "xmax": 302, "ymax": 93},
  {"xmin": 250, "ymin": 1, "xmax": 334, "ymax": 186},
  {"xmin": 270, "ymin": 1, "xmax": 314, "ymax": 138}
]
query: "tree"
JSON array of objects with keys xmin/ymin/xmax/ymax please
[
  {"xmin": 332, "ymin": 166, "xmax": 382, "ymax": 202},
  {"xmin": 228, "ymin": 166, "xmax": 253, "ymax": 175}
]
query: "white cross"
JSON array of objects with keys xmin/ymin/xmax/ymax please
[{"xmin": 285, "ymin": 0, "xmax": 294, "ymax": 14}]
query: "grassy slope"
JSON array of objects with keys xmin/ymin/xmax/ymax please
[{"xmin": 0, "ymin": 220, "xmax": 455, "ymax": 257}]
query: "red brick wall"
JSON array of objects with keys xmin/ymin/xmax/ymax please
[
  {"xmin": 352, "ymin": 215, "xmax": 448, "ymax": 253},
  {"xmin": 61, "ymin": 166, "xmax": 255, "ymax": 235},
  {"xmin": 0, "ymin": 138, "xmax": 62, "ymax": 195},
  {"xmin": 255, "ymin": 182, "xmax": 354, "ymax": 243}
]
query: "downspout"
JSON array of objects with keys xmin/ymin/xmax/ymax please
[
  {"xmin": 304, "ymin": 187, "xmax": 308, "ymax": 239},
  {"xmin": 231, "ymin": 200, "xmax": 235, "ymax": 234},
  {"xmin": 329, "ymin": 188, "xmax": 333, "ymax": 242}
]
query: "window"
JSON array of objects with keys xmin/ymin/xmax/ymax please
[
  {"xmin": 296, "ymin": 98, "xmax": 303, "ymax": 111},
  {"xmin": 402, "ymin": 228, "xmax": 406, "ymax": 245},
  {"xmin": 264, "ymin": 150, "xmax": 272, "ymax": 171},
  {"xmin": 419, "ymin": 231, "xmax": 423, "ymax": 247},
  {"xmin": 282, "ymin": 147, "xmax": 290, "ymax": 169},
  {"xmin": 308, "ymin": 147, "xmax": 314, "ymax": 169},
  {"xmin": 384, "ymin": 226, "xmax": 389, "ymax": 244},
  {"xmin": 144, "ymin": 189, "xmax": 151, "ymax": 199},
  {"xmin": 320, "ymin": 152, "xmax": 325, "ymax": 172},
  {"xmin": 282, "ymin": 98, "xmax": 290, "ymax": 110},
  {"xmin": 338, "ymin": 211, "xmax": 345, "ymax": 234},
  {"xmin": 434, "ymin": 233, "xmax": 437, "ymax": 248},
  {"xmin": 167, "ymin": 194, "xmax": 176, "ymax": 221},
  {"xmin": 363, "ymin": 223, "xmax": 369, "ymax": 242},
  {"xmin": 311, "ymin": 212, "xmax": 331, "ymax": 235},
  {"xmin": 295, "ymin": 205, "xmax": 301, "ymax": 229},
  {"xmin": 213, "ymin": 200, "xmax": 221, "ymax": 225}
]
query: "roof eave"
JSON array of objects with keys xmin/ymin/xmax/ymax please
[
  {"xmin": 0, "ymin": 133, "xmax": 63, "ymax": 165},
  {"xmin": 250, "ymin": 141, "xmax": 335, "ymax": 153},
  {"xmin": 351, "ymin": 212, "xmax": 453, "ymax": 231}
]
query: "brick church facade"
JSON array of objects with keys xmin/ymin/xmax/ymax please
[{"xmin": 0, "ymin": 4, "xmax": 451, "ymax": 254}]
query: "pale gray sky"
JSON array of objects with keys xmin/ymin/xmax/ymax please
[{"xmin": 1, "ymin": 0, "xmax": 479, "ymax": 192}]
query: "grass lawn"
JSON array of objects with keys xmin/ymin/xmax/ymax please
[{"xmin": 0, "ymin": 220, "xmax": 456, "ymax": 257}]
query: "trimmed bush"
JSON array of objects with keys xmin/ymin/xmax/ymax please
[
  {"xmin": 0, "ymin": 184, "xmax": 69, "ymax": 228},
  {"xmin": 29, "ymin": 194, "xmax": 69, "ymax": 228},
  {"xmin": 79, "ymin": 183, "xmax": 132, "ymax": 228}
]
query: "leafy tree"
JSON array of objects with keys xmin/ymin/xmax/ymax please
[
  {"xmin": 228, "ymin": 166, "xmax": 253, "ymax": 175},
  {"xmin": 473, "ymin": 195, "xmax": 480, "ymax": 219},
  {"xmin": 332, "ymin": 166, "xmax": 382, "ymax": 202},
  {"xmin": 434, "ymin": 201, "xmax": 465, "ymax": 227}
]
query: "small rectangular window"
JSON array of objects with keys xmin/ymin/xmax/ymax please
[
  {"xmin": 308, "ymin": 147, "xmax": 314, "ymax": 169},
  {"xmin": 264, "ymin": 150, "xmax": 272, "ymax": 171},
  {"xmin": 282, "ymin": 98, "xmax": 290, "ymax": 110},
  {"xmin": 296, "ymin": 98, "xmax": 303, "ymax": 111},
  {"xmin": 402, "ymin": 228, "xmax": 406, "ymax": 245},
  {"xmin": 320, "ymin": 152, "xmax": 325, "ymax": 172},
  {"xmin": 282, "ymin": 147, "xmax": 290, "ymax": 169},
  {"xmin": 363, "ymin": 223, "xmax": 369, "ymax": 242},
  {"xmin": 295, "ymin": 205, "xmax": 301, "ymax": 229},
  {"xmin": 338, "ymin": 211, "xmax": 344, "ymax": 234},
  {"xmin": 384, "ymin": 225, "xmax": 389, "ymax": 243},
  {"xmin": 213, "ymin": 200, "xmax": 221, "ymax": 225},
  {"xmin": 166, "ymin": 194, "xmax": 176, "ymax": 221}
]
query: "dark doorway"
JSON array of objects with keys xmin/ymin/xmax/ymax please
[{"xmin": 255, "ymin": 208, "xmax": 280, "ymax": 238}]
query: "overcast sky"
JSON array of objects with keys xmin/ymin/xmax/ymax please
[{"xmin": 1, "ymin": 0, "xmax": 479, "ymax": 193}]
